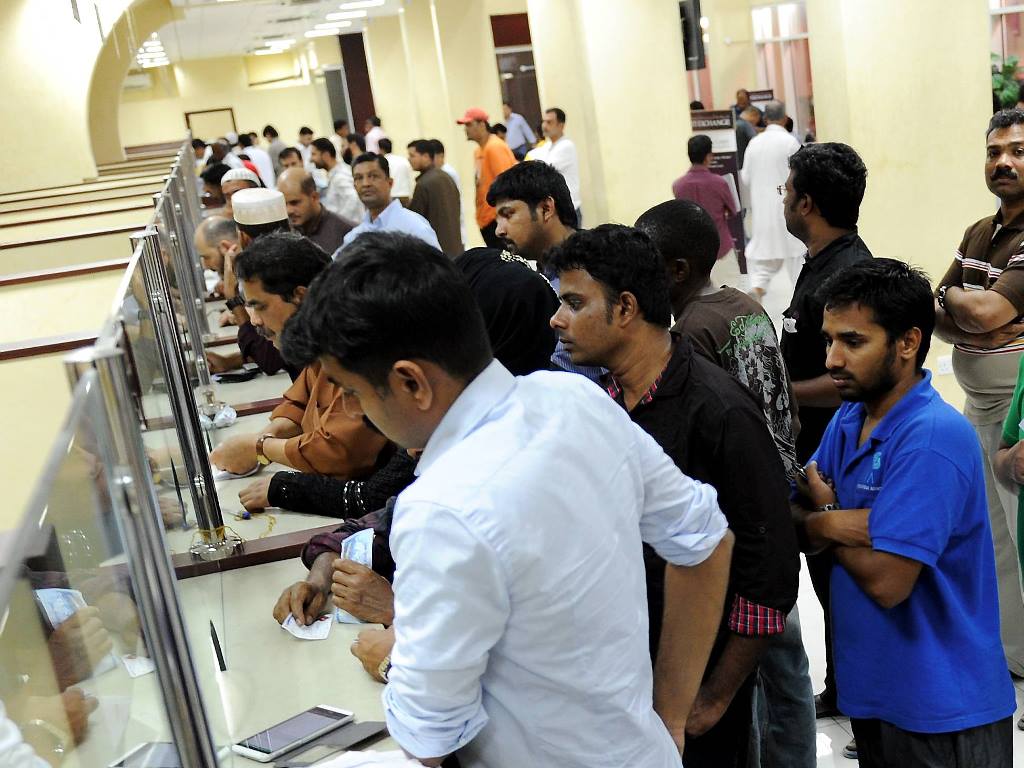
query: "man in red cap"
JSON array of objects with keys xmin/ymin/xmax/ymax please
[{"xmin": 458, "ymin": 107, "xmax": 517, "ymax": 247}]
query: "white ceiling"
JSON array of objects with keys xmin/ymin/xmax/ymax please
[{"xmin": 154, "ymin": 0, "xmax": 400, "ymax": 62}]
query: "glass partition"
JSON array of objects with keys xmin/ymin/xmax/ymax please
[{"xmin": 0, "ymin": 368, "xmax": 218, "ymax": 767}]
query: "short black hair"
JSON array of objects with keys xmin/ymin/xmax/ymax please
[
  {"xmin": 192, "ymin": 138, "xmax": 207, "ymax": 150},
  {"xmin": 788, "ymin": 143, "xmax": 867, "ymax": 230},
  {"xmin": 635, "ymin": 199, "xmax": 719, "ymax": 279},
  {"xmin": 407, "ymin": 139, "xmax": 436, "ymax": 158},
  {"xmin": 280, "ymin": 232, "xmax": 493, "ymax": 388},
  {"xmin": 492, "ymin": 123, "xmax": 507, "ymax": 135},
  {"xmin": 545, "ymin": 107, "xmax": 566, "ymax": 124},
  {"xmin": 486, "ymin": 161, "xmax": 577, "ymax": 227},
  {"xmin": 238, "ymin": 133, "xmax": 254, "ymax": 148},
  {"xmin": 988, "ymin": 108, "xmax": 1024, "ymax": 137},
  {"xmin": 299, "ymin": 126, "xmax": 314, "ymax": 136},
  {"xmin": 279, "ymin": 146, "xmax": 302, "ymax": 163},
  {"xmin": 547, "ymin": 224, "xmax": 672, "ymax": 327},
  {"xmin": 263, "ymin": 125, "xmax": 279, "ymax": 139},
  {"xmin": 818, "ymin": 258, "xmax": 934, "ymax": 369},
  {"xmin": 348, "ymin": 133, "xmax": 367, "ymax": 152},
  {"xmin": 334, "ymin": 119, "xmax": 349, "ymax": 131},
  {"xmin": 236, "ymin": 219, "xmax": 290, "ymax": 241},
  {"xmin": 689, "ymin": 100, "xmax": 705, "ymax": 110},
  {"xmin": 353, "ymin": 152, "xmax": 389, "ymax": 177},
  {"xmin": 378, "ymin": 137, "xmax": 393, "ymax": 154},
  {"xmin": 200, "ymin": 163, "xmax": 231, "ymax": 185},
  {"xmin": 311, "ymin": 138, "xmax": 336, "ymax": 158},
  {"xmin": 687, "ymin": 134, "xmax": 713, "ymax": 164},
  {"xmin": 367, "ymin": 116, "xmax": 382, "ymax": 127},
  {"xmin": 428, "ymin": 138, "xmax": 445, "ymax": 156},
  {"xmin": 234, "ymin": 232, "xmax": 328, "ymax": 301}
]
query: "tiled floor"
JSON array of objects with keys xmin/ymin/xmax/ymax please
[{"xmin": 708, "ymin": 254, "xmax": 1024, "ymax": 766}]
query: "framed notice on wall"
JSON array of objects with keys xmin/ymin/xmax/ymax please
[
  {"xmin": 690, "ymin": 109, "xmax": 747, "ymax": 273},
  {"xmin": 185, "ymin": 108, "xmax": 238, "ymax": 143}
]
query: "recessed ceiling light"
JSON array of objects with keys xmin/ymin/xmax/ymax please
[
  {"xmin": 325, "ymin": 10, "xmax": 366, "ymax": 20},
  {"xmin": 339, "ymin": 0, "xmax": 385, "ymax": 8},
  {"xmin": 314, "ymin": 20, "xmax": 354, "ymax": 29}
]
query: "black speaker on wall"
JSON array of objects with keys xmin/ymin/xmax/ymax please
[{"xmin": 680, "ymin": 0, "xmax": 705, "ymax": 71}]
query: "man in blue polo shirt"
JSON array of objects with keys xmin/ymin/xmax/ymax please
[{"xmin": 792, "ymin": 258, "xmax": 1016, "ymax": 766}]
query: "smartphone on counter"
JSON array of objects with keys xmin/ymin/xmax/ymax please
[{"xmin": 230, "ymin": 705, "xmax": 354, "ymax": 763}]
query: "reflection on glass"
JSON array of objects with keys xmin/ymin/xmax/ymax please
[{"xmin": 0, "ymin": 377, "xmax": 177, "ymax": 767}]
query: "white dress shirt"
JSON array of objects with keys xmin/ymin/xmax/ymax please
[
  {"xmin": 338, "ymin": 198, "xmax": 440, "ymax": 253},
  {"xmin": 322, "ymin": 162, "xmax": 364, "ymax": 226},
  {"xmin": 383, "ymin": 361, "xmax": 728, "ymax": 767},
  {"xmin": 385, "ymin": 153, "xmax": 415, "ymax": 198},
  {"xmin": 530, "ymin": 136, "xmax": 581, "ymax": 210},
  {"xmin": 739, "ymin": 124, "xmax": 805, "ymax": 263},
  {"xmin": 365, "ymin": 126, "xmax": 387, "ymax": 154},
  {"xmin": 241, "ymin": 144, "xmax": 275, "ymax": 187},
  {"xmin": 0, "ymin": 701, "xmax": 49, "ymax": 768}
]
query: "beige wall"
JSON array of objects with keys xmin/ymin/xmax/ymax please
[
  {"xmin": 806, "ymin": 0, "xmax": 991, "ymax": 406},
  {"xmin": 119, "ymin": 51, "xmax": 339, "ymax": 147},
  {"xmin": 706, "ymin": 0, "xmax": 758, "ymax": 110}
]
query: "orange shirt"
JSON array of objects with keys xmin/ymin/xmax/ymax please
[
  {"xmin": 270, "ymin": 361, "xmax": 388, "ymax": 477},
  {"xmin": 474, "ymin": 135, "xmax": 517, "ymax": 228}
]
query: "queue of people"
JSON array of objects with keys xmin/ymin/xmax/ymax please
[{"xmin": 182, "ymin": 106, "xmax": 1024, "ymax": 768}]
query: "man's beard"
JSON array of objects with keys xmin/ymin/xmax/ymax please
[{"xmin": 835, "ymin": 345, "xmax": 898, "ymax": 403}]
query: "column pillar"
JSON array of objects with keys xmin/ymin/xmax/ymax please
[
  {"xmin": 364, "ymin": 14, "xmax": 419, "ymax": 151},
  {"xmin": 705, "ymin": 0, "xmax": 758, "ymax": 110},
  {"xmin": 528, "ymin": 0, "xmax": 692, "ymax": 226}
]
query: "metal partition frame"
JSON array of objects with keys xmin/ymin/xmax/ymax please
[{"xmin": 131, "ymin": 228, "xmax": 233, "ymax": 558}]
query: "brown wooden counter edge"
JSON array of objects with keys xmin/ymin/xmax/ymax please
[{"xmin": 172, "ymin": 523, "xmax": 340, "ymax": 579}]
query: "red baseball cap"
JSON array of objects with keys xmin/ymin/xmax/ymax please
[{"xmin": 456, "ymin": 107, "xmax": 489, "ymax": 124}]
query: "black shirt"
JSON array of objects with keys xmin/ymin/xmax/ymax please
[
  {"xmin": 608, "ymin": 338, "xmax": 799, "ymax": 661},
  {"xmin": 781, "ymin": 232, "xmax": 873, "ymax": 462}
]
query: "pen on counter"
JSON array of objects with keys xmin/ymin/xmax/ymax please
[{"xmin": 210, "ymin": 620, "xmax": 227, "ymax": 672}]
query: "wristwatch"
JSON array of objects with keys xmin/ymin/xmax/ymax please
[
  {"xmin": 377, "ymin": 655, "xmax": 392, "ymax": 683},
  {"xmin": 225, "ymin": 295, "xmax": 246, "ymax": 310},
  {"xmin": 936, "ymin": 285, "xmax": 949, "ymax": 310},
  {"xmin": 255, "ymin": 433, "xmax": 273, "ymax": 466},
  {"xmin": 818, "ymin": 503, "xmax": 839, "ymax": 512}
]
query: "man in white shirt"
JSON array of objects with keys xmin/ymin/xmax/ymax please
[
  {"xmin": 208, "ymin": 140, "xmax": 242, "ymax": 170},
  {"xmin": 364, "ymin": 115, "xmax": 388, "ymax": 154},
  {"xmin": 337, "ymin": 154, "xmax": 440, "ymax": 254},
  {"xmin": 297, "ymin": 126, "xmax": 315, "ymax": 166},
  {"xmin": 311, "ymin": 137, "xmax": 363, "ymax": 226},
  {"xmin": 739, "ymin": 100, "xmax": 805, "ymax": 302},
  {"xmin": 238, "ymin": 133, "xmax": 275, "ymax": 187},
  {"xmin": 530, "ymin": 107, "xmax": 583, "ymax": 226},
  {"xmin": 379, "ymin": 138, "xmax": 414, "ymax": 203},
  {"xmin": 280, "ymin": 232, "xmax": 734, "ymax": 768}
]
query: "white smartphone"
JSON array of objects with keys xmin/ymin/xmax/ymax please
[{"xmin": 230, "ymin": 705, "xmax": 354, "ymax": 763}]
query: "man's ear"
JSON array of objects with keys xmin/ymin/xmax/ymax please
[
  {"xmin": 616, "ymin": 291, "xmax": 642, "ymax": 326},
  {"xmin": 538, "ymin": 196, "xmax": 557, "ymax": 223},
  {"xmin": 217, "ymin": 239, "xmax": 235, "ymax": 255},
  {"xmin": 391, "ymin": 360, "xmax": 434, "ymax": 411},
  {"xmin": 899, "ymin": 328, "xmax": 923, "ymax": 363},
  {"xmin": 291, "ymin": 285, "xmax": 308, "ymax": 305}
]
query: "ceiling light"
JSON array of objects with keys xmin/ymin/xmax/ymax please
[
  {"xmin": 253, "ymin": 49, "xmax": 280, "ymax": 56},
  {"xmin": 141, "ymin": 59, "xmax": 169, "ymax": 68},
  {"xmin": 325, "ymin": 10, "xmax": 366, "ymax": 20},
  {"xmin": 699, "ymin": 16, "xmax": 710, "ymax": 30},
  {"xmin": 137, "ymin": 51, "xmax": 167, "ymax": 59},
  {"xmin": 314, "ymin": 20, "xmax": 353, "ymax": 29},
  {"xmin": 305, "ymin": 29, "xmax": 340, "ymax": 37},
  {"xmin": 339, "ymin": 0, "xmax": 385, "ymax": 8},
  {"xmin": 149, "ymin": 32, "xmax": 158, "ymax": 39}
]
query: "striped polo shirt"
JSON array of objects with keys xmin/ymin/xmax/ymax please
[{"xmin": 938, "ymin": 209, "xmax": 1024, "ymax": 423}]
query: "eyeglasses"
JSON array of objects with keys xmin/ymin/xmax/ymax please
[{"xmin": 777, "ymin": 185, "xmax": 787, "ymax": 196}]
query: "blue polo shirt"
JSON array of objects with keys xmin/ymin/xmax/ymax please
[{"xmin": 811, "ymin": 371, "xmax": 1016, "ymax": 733}]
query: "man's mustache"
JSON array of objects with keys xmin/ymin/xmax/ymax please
[{"xmin": 992, "ymin": 167, "xmax": 1018, "ymax": 181}]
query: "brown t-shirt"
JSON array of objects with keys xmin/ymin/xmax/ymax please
[
  {"xmin": 270, "ymin": 361, "xmax": 388, "ymax": 476},
  {"xmin": 938, "ymin": 209, "xmax": 1024, "ymax": 424},
  {"xmin": 673, "ymin": 286, "xmax": 798, "ymax": 479},
  {"xmin": 407, "ymin": 167, "xmax": 463, "ymax": 257}
]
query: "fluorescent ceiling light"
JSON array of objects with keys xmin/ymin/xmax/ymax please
[
  {"xmin": 253, "ymin": 49, "xmax": 280, "ymax": 56},
  {"xmin": 141, "ymin": 60, "xmax": 169, "ymax": 68},
  {"xmin": 149, "ymin": 32, "xmax": 159, "ymax": 39},
  {"xmin": 305, "ymin": 29, "xmax": 340, "ymax": 37},
  {"xmin": 339, "ymin": 0, "xmax": 385, "ymax": 8},
  {"xmin": 325, "ymin": 10, "xmax": 367, "ymax": 20},
  {"xmin": 137, "ymin": 52, "xmax": 167, "ymax": 59},
  {"xmin": 314, "ymin": 20, "xmax": 354, "ymax": 29}
]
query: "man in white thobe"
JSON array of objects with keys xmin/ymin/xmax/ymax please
[{"xmin": 740, "ymin": 100, "xmax": 805, "ymax": 302}]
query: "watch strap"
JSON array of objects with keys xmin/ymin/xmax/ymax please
[
  {"xmin": 936, "ymin": 285, "xmax": 949, "ymax": 310},
  {"xmin": 256, "ymin": 433, "xmax": 273, "ymax": 466},
  {"xmin": 225, "ymin": 295, "xmax": 246, "ymax": 310},
  {"xmin": 377, "ymin": 655, "xmax": 392, "ymax": 683}
]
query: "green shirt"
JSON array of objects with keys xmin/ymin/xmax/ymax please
[{"xmin": 999, "ymin": 353, "xmax": 1024, "ymax": 583}]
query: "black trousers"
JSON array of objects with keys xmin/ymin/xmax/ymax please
[
  {"xmin": 480, "ymin": 221, "xmax": 502, "ymax": 249},
  {"xmin": 850, "ymin": 717, "xmax": 1013, "ymax": 768},
  {"xmin": 682, "ymin": 675, "xmax": 755, "ymax": 768}
]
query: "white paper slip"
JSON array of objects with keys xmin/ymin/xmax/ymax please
[
  {"xmin": 281, "ymin": 613, "xmax": 333, "ymax": 640},
  {"xmin": 316, "ymin": 750, "xmax": 424, "ymax": 767},
  {"xmin": 35, "ymin": 588, "xmax": 119, "ymax": 675},
  {"xmin": 212, "ymin": 465, "xmax": 260, "ymax": 481},
  {"xmin": 336, "ymin": 528, "xmax": 374, "ymax": 625},
  {"xmin": 122, "ymin": 654, "xmax": 156, "ymax": 678}
]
